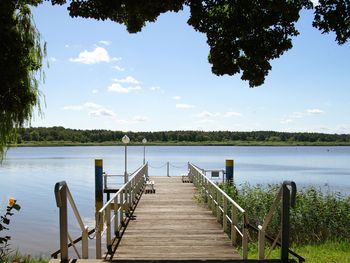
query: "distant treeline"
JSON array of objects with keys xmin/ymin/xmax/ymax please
[{"xmin": 15, "ymin": 127, "xmax": 350, "ymax": 145}]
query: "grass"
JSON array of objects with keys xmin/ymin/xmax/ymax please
[
  {"xmin": 246, "ymin": 240, "xmax": 350, "ymax": 263},
  {"xmin": 1, "ymin": 252, "xmax": 48, "ymax": 263}
]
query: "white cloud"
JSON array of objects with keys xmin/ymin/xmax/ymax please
[
  {"xmin": 65, "ymin": 44, "xmax": 69, "ymax": 48},
  {"xmin": 69, "ymin": 47, "xmax": 112, "ymax": 64},
  {"xmin": 194, "ymin": 111, "xmax": 219, "ymax": 118},
  {"xmin": 84, "ymin": 102, "xmax": 102, "ymax": 110},
  {"xmin": 89, "ymin": 108, "xmax": 116, "ymax": 117},
  {"xmin": 50, "ymin": 57, "xmax": 57, "ymax": 62},
  {"xmin": 336, "ymin": 124, "xmax": 350, "ymax": 134},
  {"xmin": 150, "ymin": 86, "xmax": 161, "ymax": 91},
  {"xmin": 307, "ymin": 108, "xmax": 324, "ymax": 114},
  {"xmin": 84, "ymin": 102, "xmax": 116, "ymax": 117},
  {"xmin": 108, "ymin": 83, "xmax": 142, "ymax": 93},
  {"xmin": 281, "ymin": 108, "xmax": 324, "ymax": 125},
  {"xmin": 63, "ymin": 105, "xmax": 83, "ymax": 111},
  {"xmin": 176, "ymin": 103, "xmax": 195, "ymax": 109},
  {"xmin": 98, "ymin": 40, "xmax": 111, "ymax": 46},
  {"xmin": 108, "ymin": 83, "xmax": 129, "ymax": 93},
  {"xmin": 63, "ymin": 102, "xmax": 116, "ymax": 118},
  {"xmin": 280, "ymin": 118, "xmax": 293, "ymax": 124},
  {"xmin": 133, "ymin": 116, "xmax": 149, "ymax": 122},
  {"xmin": 92, "ymin": 89, "xmax": 99, "ymax": 94},
  {"xmin": 172, "ymin": 96, "xmax": 181, "ymax": 100},
  {"xmin": 128, "ymin": 86, "xmax": 142, "ymax": 91},
  {"xmin": 223, "ymin": 111, "xmax": 242, "ymax": 118},
  {"xmin": 113, "ymin": 76, "xmax": 140, "ymax": 85},
  {"xmin": 113, "ymin": 65, "xmax": 125, "ymax": 72}
]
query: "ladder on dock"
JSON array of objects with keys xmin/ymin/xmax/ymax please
[{"xmin": 51, "ymin": 162, "xmax": 303, "ymax": 263}]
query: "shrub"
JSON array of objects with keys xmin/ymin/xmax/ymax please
[{"xmin": 219, "ymin": 183, "xmax": 350, "ymax": 245}]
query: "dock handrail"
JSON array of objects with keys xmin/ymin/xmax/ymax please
[
  {"xmin": 188, "ymin": 163, "xmax": 249, "ymax": 260},
  {"xmin": 95, "ymin": 163, "xmax": 148, "ymax": 259},
  {"xmin": 257, "ymin": 181, "xmax": 302, "ymax": 262},
  {"xmin": 54, "ymin": 181, "xmax": 89, "ymax": 261}
]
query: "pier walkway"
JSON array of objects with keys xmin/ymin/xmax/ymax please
[
  {"xmin": 51, "ymin": 162, "xmax": 303, "ymax": 263},
  {"xmin": 114, "ymin": 176, "xmax": 240, "ymax": 260}
]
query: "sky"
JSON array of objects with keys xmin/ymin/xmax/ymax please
[{"xmin": 30, "ymin": 3, "xmax": 350, "ymax": 133}]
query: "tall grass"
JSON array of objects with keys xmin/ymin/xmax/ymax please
[{"xmin": 220, "ymin": 182, "xmax": 350, "ymax": 245}]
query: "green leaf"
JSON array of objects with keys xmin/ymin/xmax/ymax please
[
  {"xmin": 13, "ymin": 204, "xmax": 21, "ymax": 211},
  {"xmin": 2, "ymin": 218, "xmax": 10, "ymax": 225}
]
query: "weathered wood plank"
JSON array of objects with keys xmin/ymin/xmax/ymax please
[{"xmin": 113, "ymin": 176, "xmax": 241, "ymax": 260}]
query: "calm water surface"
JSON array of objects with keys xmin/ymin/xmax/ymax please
[{"xmin": 0, "ymin": 146, "xmax": 349, "ymax": 256}]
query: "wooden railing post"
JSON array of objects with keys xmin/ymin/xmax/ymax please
[
  {"xmin": 120, "ymin": 191, "xmax": 124, "ymax": 226},
  {"xmin": 258, "ymin": 226, "xmax": 265, "ymax": 259},
  {"xmin": 231, "ymin": 206, "xmax": 237, "ymax": 246},
  {"xmin": 242, "ymin": 218, "xmax": 248, "ymax": 260},
  {"xmin": 82, "ymin": 226, "xmax": 89, "ymax": 259},
  {"xmin": 106, "ymin": 205, "xmax": 111, "ymax": 248},
  {"xmin": 95, "ymin": 213, "xmax": 102, "ymax": 259},
  {"xmin": 57, "ymin": 184, "xmax": 68, "ymax": 262},
  {"xmin": 223, "ymin": 197, "xmax": 228, "ymax": 233},
  {"xmin": 114, "ymin": 195, "xmax": 119, "ymax": 236},
  {"xmin": 216, "ymin": 189, "xmax": 221, "ymax": 222}
]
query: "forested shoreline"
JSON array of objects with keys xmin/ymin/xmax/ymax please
[{"xmin": 15, "ymin": 127, "xmax": 350, "ymax": 146}]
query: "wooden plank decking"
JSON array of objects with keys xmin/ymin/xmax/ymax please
[{"xmin": 113, "ymin": 176, "xmax": 240, "ymax": 260}]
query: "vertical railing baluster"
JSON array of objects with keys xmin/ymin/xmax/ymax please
[
  {"xmin": 242, "ymin": 215, "xmax": 248, "ymax": 260},
  {"xmin": 106, "ymin": 205, "xmax": 111, "ymax": 249},
  {"xmin": 231, "ymin": 205, "xmax": 237, "ymax": 246},
  {"xmin": 223, "ymin": 197, "xmax": 228, "ymax": 233},
  {"xmin": 82, "ymin": 226, "xmax": 88, "ymax": 259},
  {"xmin": 216, "ymin": 189, "xmax": 221, "ymax": 222},
  {"xmin": 114, "ymin": 195, "xmax": 119, "ymax": 236},
  {"xmin": 95, "ymin": 212, "xmax": 102, "ymax": 259}
]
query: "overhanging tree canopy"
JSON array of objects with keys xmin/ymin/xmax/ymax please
[
  {"xmin": 0, "ymin": 0, "xmax": 45, "ymax": 158},
  {"xmin": 52, "ymin": 0, "xmax": 349, "ymax": 87},
  {"xmin": 0, "ymin": 0, "xmax": 349, "ymax": 157}
]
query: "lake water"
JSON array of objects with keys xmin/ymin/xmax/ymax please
[{"xmin": 0, "ymin": 146, "xmax": 349, "ymax": 256}]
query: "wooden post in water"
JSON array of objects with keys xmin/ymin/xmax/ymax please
[
  {"xmin": 95, "ymin": 159, "xmax": 103, "ymax": 213},
  {"xmin": 95, "ymin": 159, "xmax": 103, "ymax": 259},
  {"xmin": 225, "ymin": 159, "xmax": 234, "ymax": 184}
]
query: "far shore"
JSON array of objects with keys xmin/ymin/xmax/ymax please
[{"xmin": 9, "ymin": 140, "xmax": 350, "ymax": 147}]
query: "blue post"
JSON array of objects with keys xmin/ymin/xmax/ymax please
[
  {"xmin": 95, "ymin": 159, "xmax": 103, "ymax": 214},
  {"xmin": 225, "ymin": 159, "xmax": 234, "ymax": 183}
]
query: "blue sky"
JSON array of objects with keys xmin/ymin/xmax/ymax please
[{"xmin": 31, "ymin": 3, "xmax": 350, "ymax": 133}]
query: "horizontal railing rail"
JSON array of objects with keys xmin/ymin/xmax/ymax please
[
  {"xmin": 95, "ymin": 163, "xmax": 148, "ymax": 259},
  {"xmin": 189, "ymin": 163, "xmax": 249, "ymax": 260},
  {"xmin": 104, "ymin": 166, "xmax": 146, "ymax": 190}
]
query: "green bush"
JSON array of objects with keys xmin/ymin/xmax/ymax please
[{"xmin": 219, "ymin": 182, "xmax": 350, "ymax": 245}]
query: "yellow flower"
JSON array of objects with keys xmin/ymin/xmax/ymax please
[{"xmin": 8, "ymin": 197, "xmax": 15, "ymax": 207}]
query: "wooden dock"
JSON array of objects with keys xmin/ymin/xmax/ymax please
[{"xmin": 113, "ymin": 176, "xmax": 240, "ymax": 260}]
